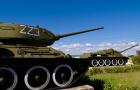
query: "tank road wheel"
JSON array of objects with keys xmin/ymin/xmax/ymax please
[
  {"xmin": 112, "ymin": 59, "xmax": 118, "ymax": 66},
  {"xmin": 0, "ymin": 67, "xmax": 18, "ymax": 90},
  {"xmin": 98, "ymin": 59, "xmax": 104, "ymax": 66},
  {"xmin": 91, "ymin": 59, "xmax": 99, "ymax": 67},
  {"xmin": 52, "ymin": 64, "xmax": 74, "ymax": 88},
  {"xmin": 24, "ymin": 66, "xmax": 50, "ymax": 90},
  {"xmin": 118, "ymin": 59, "xmax": 124, "ymax": 66},
  {"xmin": 104, "ymin": 59, "xmax": 111, "ymax": 66}
]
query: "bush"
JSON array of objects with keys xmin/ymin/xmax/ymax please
[
  {"xmin": 88, "ymin": 67, "xmax": 104, "ymax": 75},
  {"xmin": 132, "ymin": 65, "xmax": 140, "ymax": 71},
  {"xmin": 104, "ymin": 66, "xmax": 133, "ymax": 73},
  {"xmin": 87, "ymin": 65, "xmax": 140, "ymax": 75},
  {"xmin": 131, "ymin": 55, "xmax": 140, "ymax": 64}
]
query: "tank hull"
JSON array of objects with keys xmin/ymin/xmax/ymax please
[{"xmin": 0, "ymin": 58, "xmax": 88, "ymax": 90}]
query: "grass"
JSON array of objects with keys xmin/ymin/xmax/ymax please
[
  {"xmin": 88, "ymin": 71, "xmax": 140, "ymax": 90},
  {"xmin": 79, "ymin": 65, "xmax": 140, "ymax": 90},
  {"xmin": 75, "ymin": 65, "xmax": 140, "ymax": 90}
]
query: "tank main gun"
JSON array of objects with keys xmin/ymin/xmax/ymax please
[
  {"xmin": 55, "ymin": 27, "xmax": 104, "ymax": 40},
  {"xmin": 119, "ymin": 44, "xmax": 139, "ymax": 53}
]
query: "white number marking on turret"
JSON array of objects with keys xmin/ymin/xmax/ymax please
[{"xmin": 20, "ymin": 26, "xmax": 40, "ymax": 36}]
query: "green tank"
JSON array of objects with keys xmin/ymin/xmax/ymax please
[
  {"xmin": 80, "ymin": 44, "xmax": 138, "ymax": 67},
  {"xmin": 0, "ymin": 23, "xmax": 103, "ymax": 90}
]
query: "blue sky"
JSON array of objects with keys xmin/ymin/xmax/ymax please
[{"xmin": 0, "ymin": 0, "xmax": 140, "ymax": 55}]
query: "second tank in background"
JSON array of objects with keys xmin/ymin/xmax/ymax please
[{"xmin": 80, "ymin": 44, "xmax": 138, "ymax": 67}]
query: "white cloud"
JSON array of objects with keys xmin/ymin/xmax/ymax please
[
  {"xmin": 135, "ymin": 46, "xmax": 140, "ymax": 50},
  {"xmin": 65, "ymin": 48, "xmax": 71, "ymax": 52},
  {"xmin": 128, "ymin": 42, "xmax": 138, "ymax": 46},
  {"xmin": 51, "ymin": 41, "xmax": 139, "ymax": 55},
  {"xmin": 84, "ymin": 47, "xmax": 94, "ymax": 53},
  {"xmin": 71, "ymin": 43, "xmax": 81, "ymax": 48},
  {"xmin": 61, "ymin": 43, "xmax": 81, "ymax": 49},
  {"xmin": 85, "ymin": 43, "xmax": 93, "ymax": 47},
  {"xmin": 99, "ymin": 42, "xmax": 112, "ymax": 47}
]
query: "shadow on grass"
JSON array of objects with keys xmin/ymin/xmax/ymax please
[{"xmin": 74, "ymin": 76, "xmax": 105, "ymax": 90}]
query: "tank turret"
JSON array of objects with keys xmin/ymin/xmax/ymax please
[{"xmin": 0, "ymin": 23, "xmax": 103, "ymax": 46}]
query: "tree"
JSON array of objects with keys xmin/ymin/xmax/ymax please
[{"xmin": 136, "ymin": 50, "xmax": 140, "ymax": 55}]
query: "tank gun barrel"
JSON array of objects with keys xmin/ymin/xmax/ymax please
[
  {"xmin": 120, "ymin": 44, "xmax": 139, "ymax": 53},
  {"xmin": 55, "ymin": 27, "xmax": 104, "ymax": 40}
]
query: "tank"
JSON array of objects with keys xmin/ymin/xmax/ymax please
[
  {"xmin": 80, "ymin": 44, "xmax": 138, "ymax": 67},
  {"xmin": 0, "ymin": 23, "xmax": 103, "ymax": 90}
]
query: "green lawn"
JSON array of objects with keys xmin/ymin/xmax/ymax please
[{"xmin": 87, "ymin": 71, "xmax": 140, "ymax": 90}]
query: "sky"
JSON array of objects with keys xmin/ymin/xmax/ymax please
[{"xmin": 0, "ymin": 0, "xmax": 140, "ymax": 55}]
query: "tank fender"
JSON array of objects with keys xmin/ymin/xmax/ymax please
[{"xmin": 0, "ymin": 48, "xmax": 14, "ymax": 57}]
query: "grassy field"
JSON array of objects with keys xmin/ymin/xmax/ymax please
[
  {"xmin": 87, "ymin": 71, "xmax": 140, "ymax": 90},
  {"xmin": 76, "ymin": 65, "xmax": 140, "ymax": 90},
  {"xmin": 79, "ymin": 65, "xmax": 140, "ymax": 90}
]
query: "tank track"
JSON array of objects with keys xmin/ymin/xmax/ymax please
[
  {"xmin": 0, "ymin": 58, "xmax": 88, "ymax": 90},
  {"xmin": 87, "ymin": 57, "xmax": 128, "ymax": 67}
]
